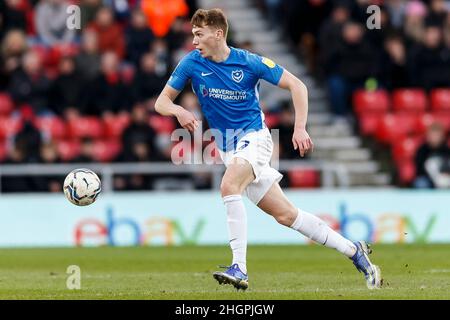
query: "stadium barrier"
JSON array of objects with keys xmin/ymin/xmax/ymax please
[
  {"xmin": 0, "ymin": 189, "xmax": 448, "ymax": 247},
  {"xmin": 0, "ymin": 160, "xmax": 352, "ymax": 191}
]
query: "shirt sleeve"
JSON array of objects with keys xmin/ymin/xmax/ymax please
[
  {"xmin": 167, "ymin": 55, "xmax": 193, "ymax": 91},
  {"xmin": 248, "ymin": 52, "xmax": 284, "ymax": 85}
]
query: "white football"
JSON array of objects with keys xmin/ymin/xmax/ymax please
[{"xmin": 63, "ymin": 168, "xmax": 101, "ymax": 206}]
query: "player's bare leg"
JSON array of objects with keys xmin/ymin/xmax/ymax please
[
  {"xmin": 213, "ymin": 157, "xmax": 254, "ymax": 290},
  {"xmin": 257, "ymin": 182, "xmax": 382, "ymax": 289}
]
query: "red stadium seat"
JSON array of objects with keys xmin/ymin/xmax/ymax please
[
  {"xmin": 200, "ymin": 142, "xmax": 223, "ymax": 164},
  {"xmin": 103, "ymin": 113, "xmax": 131, "ymax": 138},
  {"xmin": 357, "ymin": 113, "xmax": 382, "ymax": 136},
  {"xmin": 57, "ymin": 139, "xmax": 81, "ymax": 161},
  {"xmin": 288, "ymin": 168, "xmax": 321, "ymax": 188},
  {"xmin": 416, "ymin": 113, "xmax": 450, "ymax": 134},
  {"xmin": 397, "ymin": 160, "xmax": 416, "ymax": 186},
  {"xmin": 392, "ymin": 136, "xmax": 423, "ymax": 163},
  {"xmin": 375, "ymin": 113, "xmax": 418, "ymax": 144},
  {"xmin": 170, "ymin": 140, "xmax": 193, "ymax": 164},
  {"xmin": 0, "ymin": 93, "xmax": 14, "ymax": 115},
  {"xmin": 430, "ymin": 88, "xmax": 450, "ymax": 112},
  {"xmin": 353, "ymin": 89, "xmax": 390, "ymax": 114},
  {"xmin": 46, "ymin": 44, "xmax": 79, "ymax": 68},
  {"xmin": 264, "ymin": 113, "xmax": 280, "ymax": 129},
  {"xmin": 67, "ymin": 116, "xmax": 104, "ymax": 139},
  {"xmin": 53, "ymin": 43, "xmax": 80, "ymax": 57},
  {"xmin": 149, "ymin": 115, "xmax": 176, "ymax": 134},
  {"xmin": 392, "ymin": 89, "xmax": 427, "ymax": 113},
  {"xmin": 0, "ymin": 117, "xmax": 23, "ymax": 139},
  {"xmin": 92, "ymin": 139, "xmax": 122, "ymax": 162},
  {"xmin": 33, "ymin": 116, "xmax": 67, "ymax": 139}
]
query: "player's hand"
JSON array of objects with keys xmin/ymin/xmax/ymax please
[
  {"xmin": 292, "ymin": 127, "xmax": 314, "ymax": 157},
  {"xmin": 175, "ymin": 108, "xmax": 199, "ymax": 132}
]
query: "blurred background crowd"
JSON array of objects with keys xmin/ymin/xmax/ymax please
[{"xmin": 0, "ymin": 0, "xmax": 450, "ymax": 192}]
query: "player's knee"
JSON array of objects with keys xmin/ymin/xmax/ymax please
[
  {"xmin": 220, "ymin": 178, "xmax": 241, "ymax": 197},
  {"xmin": 274, "ymin": 205, "xmax": 297, "ymax": 226}
]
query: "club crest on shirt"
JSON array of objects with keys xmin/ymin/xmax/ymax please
[{"xmin": 231, "ymin": 69, "xmax": 244, "ymax": 83}]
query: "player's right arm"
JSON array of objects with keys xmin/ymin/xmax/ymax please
[
  {"xmin": 155, "ymin": 85, "xmax": 199, "ymax": 132},
  {"xmin": 155, "ymin": 54, "xmax": 199, "ymax": 132}
]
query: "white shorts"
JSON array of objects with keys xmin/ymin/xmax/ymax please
[{"xmin": 218, "ymin": 127, "xmax": 283, "ymax": 205}]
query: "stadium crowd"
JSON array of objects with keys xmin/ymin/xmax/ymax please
[
  {"xmin": 257, "ymin": 0, "xmax": 450, "ymax": 188},
  {"xmin": 0, "ymin": 0, "xmax": 212, "ymax": 192},
  {"xmin": 1, "ymin": 0, "xmax": 450, "ymax": 192}
]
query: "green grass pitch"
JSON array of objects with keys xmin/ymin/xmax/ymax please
[{"xmin": 0, "ymin": 244, "xmax": 449, "ymax": 299}]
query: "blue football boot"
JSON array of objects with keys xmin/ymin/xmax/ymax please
[
  {"xmin": 351, "ymin": 241, "xmax": 382, "ymax": 289},
  {"xmin": 213, "ymin": 264, "xmax": 248, "ymax": 290}
]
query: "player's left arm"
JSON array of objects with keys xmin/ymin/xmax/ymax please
[{"xmin": 277, "ymin": 69, "xmax": 314, "ymax": 157}]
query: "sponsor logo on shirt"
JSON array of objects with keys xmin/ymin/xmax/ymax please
[
  {"xmin": 199, "ymin": 84, "xmax": 208, "ymax": 97},
  {"xmin": 199, "ymin": 85, "xmax": 247, "ymax": 100},
  {"xmin": 262, "ymin": 57, "xmax": 276, "ymax": 68}
]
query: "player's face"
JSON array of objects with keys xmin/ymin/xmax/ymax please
[{"xmin": 192, "ymin": 25, "xmax": 219, "ymax": 58}]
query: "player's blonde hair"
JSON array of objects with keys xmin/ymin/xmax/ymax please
[{"xmin": 191, "ymin": 8, "xmax": 228, "ymax": 39}]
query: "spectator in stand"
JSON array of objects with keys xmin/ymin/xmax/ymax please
[
  {"xmin": 34, "ymin": 141, "xmax": 64, "ymax": 192},
  {"xmin": 50, "ymin": 56, "xmax": 83, "ymax": 117},
  {"xmin": 414, "ymin": 122, "xmax": 450, "ymax": 188},
  {"xmin": 166, "ymin": 17, "xmax": 190, "ymax": 53},
  {"xmin": 120, "ymin": 104, "xmax": 158, "ymax": 161},
  {"xmin": 72, "ymin": 137, "xmax": 95, "ymax": 163},
  {"xmin": 403, "ymin": 0, "xmax": 427, "ymax": 45},
  {"xmin": 325, "ymin": 21, "xmax": 378, "ymax": 122},
  {"xmin": 365, "ymin": 6, "xmax": 394, "ymax": 49},
  {"xmin": 88, "ymin": 6, "xmax": 125, "ymax": 59},
  {"xmin": 83, "ymin": 51, "xmax": 132, "ymax": 116},
  {"xmin": 74, "ymin": 30, "xmax": 101, "ymax": 82},
  {"xmin": 0, "ymin": 30, "xmax": 28, "ymax": 89},
  {"xmin": 351, "ymin": 0, "xmax": 372, "ymax": 24},
  {"xmin": 125, "ymin": 9, "xmax": 155, "ymax": 67},
  {"xmin": 133, "ymin": 52, "xmax": 166, "ymax": 105},
  {"xmin": 8, "ymin": 50, "xmax": 52, "ymax": 115},
  {"xmin": 0, "ymin": 0, "xmax": 28, "ymax": 36},
  {"xmin": 171, "ymin": 36, "xmax": 195, "ymax": 68},
  {"xmin": 115, "ymin": 141, "xmax": 154, "ymax": 190},
  {"xmin": 13, "ymin": 107, "xmax": 42, "ymax": 162},
  {"xmin": 151, "ymin": 38, "xmax": 171, "ymax": 77},
  {"xmin": 425, "ymin": 0, "xmax": 448, "ymax": 27},
  {"xmin": 381, "ymin": 34, "xmax": 410, "ymax": 89},
  {"xmin": 1, "ymin": 141, "xmax": 35, "ymax": 192},
  {"xmin": 411, "ymin": 25, "xmax": 450, "ymax": 90},
  {"xmin": 444, "ymin": 12, "xmax": 450, "ymax": 46},
  {"xmin": 35, "ymin": 0, "xmax": 76, "ymax": 46},
  {"xmin": 79, "ymin": 0, "xmax": 102, "ymax": 30},
  {"xmin": 317, "ymin": 3, "xmax": 351, "ymax": 76},
  {"xmin": 385, "ymin": 0, "xmax": 407, "ymax": 29},
  {"xmin": 115, "ymin": 104, "xmax": 160, "ymax": 191},
  {"xmin": 106, "ymin": 0, "xmax": 132, "ymax": 22}
]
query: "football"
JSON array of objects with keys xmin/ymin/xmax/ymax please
[{"xmin": 63, "ymin": 168, "xmax": 102, "ymax": 206}]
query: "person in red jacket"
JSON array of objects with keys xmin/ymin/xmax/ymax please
[{"xmin": 87, "ymin": 6, "xmax": 125, "ymax": 59}]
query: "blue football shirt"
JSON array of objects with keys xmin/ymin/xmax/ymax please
[{"xmin": 167, "ymin": 47, "xmax": 284, "ymax": 151}]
